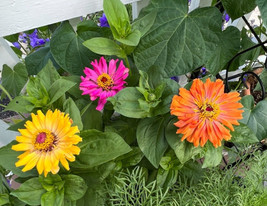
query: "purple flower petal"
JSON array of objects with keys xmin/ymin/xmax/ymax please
[
  {"xmin": 12, "ymin": 42, "xmax": 21, "ymax": 49},
  {"xmin": 99, "ymin": 13, "xmax": 110, "ymax": 28}
]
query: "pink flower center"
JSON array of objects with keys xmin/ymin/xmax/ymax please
[
  {"xmin": 36, "ymin": 132, "xmax": 46, "ymax": 143},
  {"xmin": 206, "ymin": 106, "xmax": 213, "ymax": 112}
]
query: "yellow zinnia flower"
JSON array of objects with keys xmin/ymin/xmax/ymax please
[{"xmin": 12, "ymin": 109, "xmax": 82, "ymax": 177}]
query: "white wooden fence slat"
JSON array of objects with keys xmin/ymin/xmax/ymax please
[
  {"xmin": 132, "ymin": 0, "xmax": 150, "ymax": 20},
  {"xmin": 0, "ymin": 37, "xmax": 20, "ymax": 76},
  {"xmin": 0, "ymin": 0, "xmax": 141, "ymax": 37}
]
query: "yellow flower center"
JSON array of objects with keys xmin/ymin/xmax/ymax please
[
  {"xmin": 33, "ymin": 129, "xmax": 57, "ymax": 152},
  {"xmin": 97, "ymin": 73, "xmax": 113, "ymax": 91},
  {"xmin": 199, "ymin": 102, "xmax": 220, "ymax": 120}
]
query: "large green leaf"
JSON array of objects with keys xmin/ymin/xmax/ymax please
[
  {"xmin": 230, "ymin": 123, "xmax": 259, "ymax": 144},
  {"xmin": 134, "ymin": 0, "xmax": 224, "ymax": 76},
  {"xmin": 137, "ymin": 116, "xmax": 168, "ymax": 168},
  {"xmin": 4, "ymin": 96, "xmax": 34, "ymax": 113},
  {"xmin": 255, "ymin": 69, "xmax": 267, "ymax": 91},
  {"xmin": 61, "ymin": 175, "xmax": 87, "ymax": 201},
  {"xmin": 205, "ymin": 26, "xmax": 240, "ymax": 75},
  {"xmin": 257, "ymin": 0, "xmax": 267, "ymax": 27},
  {"xmin": 41, "ymin": 189, "xmax": 64, "ymax": 206},
  {"xmin": 50, "ymin": 21, "xmax": 99, "ymax": 75},
  {"xmin": 11, "ymin": 177, "xmax": 45, "ymax": 205},
  {"xmin": 222, "ymin": 0, "xmax": 256, "ymax": 21},
  {"xmin": 165, "ymin": 119, "xmax": 202, "ymax": 164},
  {"xmin": 72, "ymin": 130, "xmax": 131, "ymax": 168},
  {"xmin": 1, "ymin": 63, "xmax": 28, "ymax": 97},
  {"xmin": 25, "ymin": 46, "xmax": 59, "ymax": 75},
  {"xmin": 240, "ymin": 95, "xmax": 267, "ymax": 140}
]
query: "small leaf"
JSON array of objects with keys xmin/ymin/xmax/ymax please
[
  {"xmin": 37, "ymin": 60, "xmax": 60, "ymax": 91},
  {"xmin": 1, "ymin": 63, "xmax": 28, "ymax": 97},
  {"xmin": 137, "ymin": 116, "xmax": 168, "ymax": 168},
  {"xmin": 63, "ymin": 98, "xmax": 83, "ymax": 130},
  {"xmin": 109, "ymin": 87, "xmax": 149, "ymax": 118},
  {"xmin": 41, "ymin": 189, "xmax": 64, "ymax": 206},
  {"xmin": 83, "ymin": 37, "xmax": 126, "ymax": 58},
  {"xmin": 115, "ymin": 29, "xmax": 141, "ymax": 46},
  {"xmin": 202, "ymin": 143, "xmax": 223, "ymax": 168},
  {"xmin": 61, "ymin": 175, "xmax": 87, "ymax": 201},
  {"xmin": 5, "ymin": 96, "xmax": 34, "ymax": 113},
  {"xmin": 11, "ymin": 177, "xmax": 45, "ymax": 205},
  {"xmin": 48, "ymin": 79, "xmax": 76, "ymax": 105},
  {"xmin": 230, "ymin": 123, "xmax": 259, "ymax": 144},
  {"xmin": 165, "ymin": 119, "xmax": 202, "ymax": 164}
]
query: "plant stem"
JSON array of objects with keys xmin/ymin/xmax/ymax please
[
  {"xmin": 0, "ymin": 84, "xmax": 12, "ymax": 102},
  {"xmin": 0, "ymin": 104, "xmax": 6, "ymax": 108}
]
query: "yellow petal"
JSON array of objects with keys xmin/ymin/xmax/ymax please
[
  {"xmin": 18, "ymin": 129, "xmax": 34, "ymax": 138},
  {"xmin": 18, "ymin": 151, "xmax": 30, "ymax": 159},
  {"xmin": 16, "ymin": 136, "xmax": 32, "ymax": 143},
  {"xmin": 25, "ymin": 121, "xmax": 38, "ymax": 134},
  {"xmin": 44, "ymin": 152, "xmax": 52, "ymax": 173},
  {"xmin": 22, "ymin": 153, "xmax": 40, "ymax": 172},
  {"xmin": 31, "ymin": 113, "xmax": 42, "ymax": 130},
  {"xmin": 15, "ymin": 152, "xmax": 36, "ymax": 167},
  {"xmin": 37, "ymin": 110, "xmax": 46, "ymax": 128},
  {"xmin": 60, "ymin": 157, "xmax": 70, "ymax": 170},
  {"xmin": 36, "ymin": 153, "xmax": 45, "ymax": 175},
  {"xmin": 12, "ymin": 143, "xmax": 33, "ymax": 151},
  {"xmin": 69, "ymin": 146, "xmax": 80, "ymax": 155}
]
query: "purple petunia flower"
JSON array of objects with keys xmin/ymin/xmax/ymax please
[
  {"xmin": 201, "ymin": 67, "xmax": 206, "ymax": 75},
  {"xmin": 171, "ymin": 76, "xmax": 179, "ymax": 82},
  {"xmin": 12, "ymin": 42, "xmax": 21, "ymax": 49},
  {"xmin": 28, "ymin": 29, "xmax": 47, "ymax": 48},
  {"xmin": 99, "ymin": 13, "xmax": 110, "ymax": 28},
  {"xmin": 19, "ymin": 33, "xmax": 27, "ymax": 43},
  {"xmin": 223, "ymin": 12, "xmax": 230, "ymax": 23}
]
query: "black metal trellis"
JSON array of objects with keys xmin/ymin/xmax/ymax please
[{"xmin": 223, "ymin": 15, "xmax": 267, "ymax": 100}]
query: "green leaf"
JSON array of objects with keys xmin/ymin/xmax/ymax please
[
  {"xmin": 4, "ymin": 96, "xmax": 34, "ymax": 113},
  {"xmin": 116, "ymin": 147, "xmax": 144, "ymax": 167},
  {"xmin": 205, "ymin": 26, "xmax": 240, "ymax": 75},
  {"xmin": 4, "ymin": 33, "xmax": 19, "ymax": 42},
  {"xmin": 48, "ymin": 79, "xmax": 76, "ymax": 105},
  {"xmin": 134, "ymin": 0, "xmax": 223, "ymax": 76},
  {"xmin": 25, "ymin": 46, "xmax": 59, "ymax": 75},
  {"xmin": 165, "ymin": 119, "xmax": 202, "ymax": 164},
  {"xmin": 222, "ymin": 0, "xmax": 256, "ymax": 21},
  {"xmin": 240, "ymin": 95, "xmax": 267, "ymax": 140},
  {"xmin": 103, "ymin": 0, "xmax": 131, "ymax": 39},
  {"xmin": 72, "ymin": 130, "xmax": 131, "ymax": 168},
  {"xmin": 83, "ymin": 37, "xmax": 126, "ymax": 58},
  {"xmin": 37, "ymin": 60, "xmax": 60, "ymax": 91},
  {"xmin": 39, "ymin": 174, "xmax": 64, "ymax": 192},
  {"xmin": 156, "ymin": 167, "xmax": 178, "ymax": 189},
  {"xmin": 61, "ymin": 175, "xmax": 87, "ymax": 201},
  {"xmin": 1, "ymin": 63, "xmax": 28, "ymax": 97},
  {"xmin": 230, "ymin": 123, "xmax": 259, "ymax": 144},
  {"xmin": 50, "ymin": 21, "xmax": 99, "ymax": 75},
  {"xmin": 0, "ymin": 193, "xmax": 9, "ymax": 205},
  {"xmin": 255, "ymin": 68, "xmax": 267, "ymax": 91},
  {"xmin": 0, "ymin": 141, "xmax": 38, "ymax": 177},
  {"xmin": 81, "ymin": 104, "xmax": 103, "ymax": 131},
  {"xmin": 76, "ymin": 187, "xmax": 106, "ymax": 206},
  {"xmin": 63, "ymin": 98, "xmax": 83, "ymax": 130},
  {"xmin": 115, "ymin": 29, "xmax": 141, "ymax": 46},
  {"xmin": 137, "ymin": 116, "xmax": 168, "ymax": 168},
  {"xmin": 11, "ymin": 177, "xmax": 45, "ymax": 205},
  {"xmin": 109, "ymin": 87, "xmax": 149, "ymax": 118},
  {"xmin": 257, "ymin": 0, "xmax": 267, "ymax": 27},
  {"xmin": 41, "ymin": 189, "xmax": 64, "ymax": 206},
  {"xmin": 132, "ymin": 11, "xmax": 157, "ymax": 37},
  {"xmin": 202, "ymin": 143, "xmax": 223, "ymax": 168}
]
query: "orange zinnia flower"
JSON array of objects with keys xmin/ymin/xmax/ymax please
[{"xmin": 170, "ymin": 78, "xmax": 243, "ymax": 148}]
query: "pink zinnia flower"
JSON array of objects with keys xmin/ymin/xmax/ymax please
[{"xmin": 80, "ymin": 57, "xmax": 129, "ymax": 111}]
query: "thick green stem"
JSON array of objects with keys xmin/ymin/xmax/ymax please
[{"xmin": 124, "ymin": 56, "xmax": 131, "ymax": 76}]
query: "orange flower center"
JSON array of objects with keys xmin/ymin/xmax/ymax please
[
  {"xmin": 34, "ymin": 129, "xmax": 57, "ymax": 152},
  {"xmin": 198, "ymin": 101, "xmax": 220, "ymax": 120},
  {"xmin": 97, "ymin": 73, "xmax": 113, "ymax": 91}
]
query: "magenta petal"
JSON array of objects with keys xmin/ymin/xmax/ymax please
[
  {"xmin": 83, "ymin": 67, "xmax": 98, "ymax": 81},
  {"xmin": 108, "ymin": 59, "xmax": 119, "ymax": 77},
  {"xmin": 99, "ymin": 56, "xmax": 108, "ymax": 73},
  {"xmin": 96, "ymin": 97, "xmax": 107, "ymax": 111}
]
